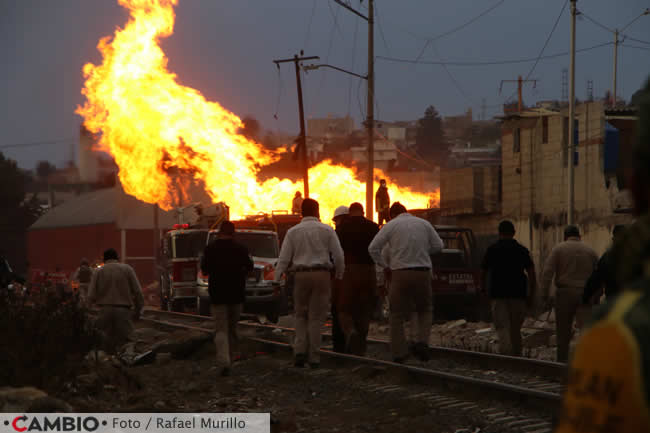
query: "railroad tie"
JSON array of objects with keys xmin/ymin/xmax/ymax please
[{"xmin": 520, "ymin": 422, "xmax": 553, "ymax": 432}]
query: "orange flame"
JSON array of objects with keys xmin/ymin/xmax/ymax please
[{"xmin": 77, "ymin": 0, "xmax": 438, "ymax": 221}]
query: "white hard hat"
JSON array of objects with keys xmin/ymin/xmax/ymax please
[{"xmin": 332, "ymin": 205, "xmax": 349, "ymax": 220}]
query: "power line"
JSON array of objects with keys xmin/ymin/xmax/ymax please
[
  {"xmin": 622, "ymin": 43, "xmax": 650, "ymax": 51},
  {"xmin": 374, "ymin": 1, "xmax": 391, "ymax": 56},
  {"xmin": 376, "ymin": 42, "xmax": 613, "ymax": 66},
  {"xmin": 578, "ymin": 10, "xmax": 615, "ymax": 33},
  {"xmin": 347, "ymin": 17, "xmax": 360, "ymax": 115},
  {"xmin": 303, "ymin": 0, "xmax": 318, "ymax": 50},
  {"xmin": 524, "ymin": 0, "xmax": 569, "ymax": 81},
  {"xmin": 623, "ymin": 35, "xmax": 650, "ymax": 45},
  {"xmin": 0, "ymin": 138, "xmax": 76, "ymax": 150},
  {"xmin": 413, "ymin": 0, "xmax": 506, "ymax": 63},
  {"xmin": 326, "ymin": 0, "xmax": 345, "ymax": 40},
  {"xmin": 431, "ymin": 42, "xmax": 474, "ymax": 104}
]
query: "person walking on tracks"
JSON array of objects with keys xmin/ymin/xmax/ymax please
[
  {"xmin": 368, "ymin": 202, "xmax": 443, "ymax": 362},
  {"xmin": 555, "ymin": 78, "xmax": 650, "ymax": 433},
  {"xmin": 541, "ymin": 225, "xmax": 598, "ymax": 363},
  {"xmin": 331, "ymin": 205, "xmax": 350, "ymax": 353},
  {"xmin": 275, "ymin": 198, "xmax": 345, "ymax": 368},
  {"xmin": 201, "ymin": 220, "xmax": 254, "ymax": 376},
  {"xmin": 375, "ymin": 179, "xmax": 390, "ymax": 225},
  {"xmin": 335, "ymin": 202, "xmax": 380, "ymax": 355},
  {"xmin": 481, "ymin": 220, "xmax": 537, "ymax": 356},
  {"xmin": 87, "ymin": 248, "xmax": 144, "ymax": 354}
]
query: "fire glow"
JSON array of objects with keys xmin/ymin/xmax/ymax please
[{"xmin": 76, "ymin": 0, "xmax": 439, "ymax": 221}]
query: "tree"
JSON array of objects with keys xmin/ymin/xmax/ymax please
[
  {"xmin": 415, "ymin": 105, "xmax": 447, "ymax": 162},
  {"xmin": 0, "ymin": 152, "xmax": 42, "ymax": 276},
  {"xmin": 36, "ymin": 160, "xmax": 56, "ymax": 181}
]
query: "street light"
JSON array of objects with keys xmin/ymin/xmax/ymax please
[{"xmin": 612, "ymin": 8, "xmax": 649, "ymax": 106}]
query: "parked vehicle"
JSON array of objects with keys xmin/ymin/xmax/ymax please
[
  {"xmin": 430, "ymin": 225, "xmax": 489, "ymax": 320},
  {"xmin": 159, "ymin": 225, "xmax": 208, "ymax": 312},
  {"xmin": 196, "ymin": 228, "xmax": 288, "ymax": 322}
]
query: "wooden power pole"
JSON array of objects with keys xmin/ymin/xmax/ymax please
[
  {"xmin": 499, "ymin": 75, "xmax": 538, "ymax": 112},
  {"xmin": 273, "ymin": 53, "xmax": 319, "ymax": 198}
]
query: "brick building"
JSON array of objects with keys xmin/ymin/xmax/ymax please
[
  {"xmin": 499, "ymin": 101, "xmax": 636, "ymax": 268},
  {"xmin": 438, "ymin": 101, "xmax": 638, "ymax": 269}
]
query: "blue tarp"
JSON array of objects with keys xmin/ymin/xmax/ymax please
[{"xmin": 603, "ymin": 122, "xmax": 619, "ymax": 174}]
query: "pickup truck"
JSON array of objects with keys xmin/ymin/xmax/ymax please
[
  {"xmin": 430, "ymin": 226, "xmax": 492, "ymax": 320},
  {"xmin": 196, "ymin": 228, "xmax": 289, "ymax": 322}
]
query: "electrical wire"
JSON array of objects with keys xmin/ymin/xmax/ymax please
[
  {"xmin": 524, "ymin": 0, "xmax": 569, "ymax": 81},
  {"xmin": 0, "ymin": 138, "xmax": 76, "ymax": 149},
  {"xmin": 315, "ymin": 3, "xmax": 342, "ymax": 104},
  {"xmin": 272, "ymin": 64, "xmax": 284, "ymax": 120},
  {"xmin": 431, "ymin": 41, "xmax": 475, "ymax": 104},
  {"xmin": 303, "ymin": 0, "xmax": 318, "ymax": 51},
  {"xmin": 376, "ymin": 42, "xmax": 613, "ymax": 66},
  {"xmin": 623, "ymin": 35, "xmax": 650, "ymax": 45},
  {"xmin": 578, "ymin": 10, "xmax": 615, "ymax": 34},
  {"xmin": 621, "ymin": 43, "xmax": 650, "ymax": 51},
  {"xmin": 374, "ymin": 1, "xmax": 391, "ymax": 56},
  {"xmin": 326, "ymin": 0, "xmax": 345, "ymax": 40},
  {"xmin": 413, "ymin": 0, "xmax": 506, "ymax": 63},
  {"xmin": 347, "ymin": 17, "xmax": 360, "ymax": 116}
]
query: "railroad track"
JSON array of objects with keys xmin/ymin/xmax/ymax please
[{"xmin": 140, "ymin": 308, "xmax": 565, "ymax": 404}]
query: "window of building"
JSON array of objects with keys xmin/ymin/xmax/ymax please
[
  {"xmin": 542, "ymin": 117, "xmax": 548, "ymax": 143},
  {"xmin": 513, "ymin": 128, "xmax": 520, "ymax": 153}
]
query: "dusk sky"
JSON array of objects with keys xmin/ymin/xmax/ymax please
[{"xmin": 2, "ymin": 0, "xmax": 649, "ymax": 170}]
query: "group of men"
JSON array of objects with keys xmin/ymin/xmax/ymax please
[
  {"xmin": 481, "ymin": 221, "xmax": 609, "ymax": 363},
  {"xmin": 273, "ymin": 197, "xmax": 443, "ymax": 368}
]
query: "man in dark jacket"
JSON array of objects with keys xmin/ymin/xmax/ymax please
[
  {"xmin": 481, "ymin": 220, "xmax": 536, "ymax": 356},
  {"xmin": 335, "ymin": 202, "xmax": 380, "ymax": 354},
  {"xmin": 201, "ymin": 221, "xmax": 254, "ymax": 376},
  {"xmin": 582, "ymin": 224, "xmax": 626, "ymax": 305}
]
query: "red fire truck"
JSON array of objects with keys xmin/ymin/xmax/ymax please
[{"xmin": 158, "ymin": 203, "xmax": 228, "ymax": 312}]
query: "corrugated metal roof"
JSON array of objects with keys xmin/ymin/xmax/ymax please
[
  {"xmin": 30, "ymin": 188, "xmax": 117, "ymax": 229},
  {"xmin": 29, "ymin": 187, "xmax": 179, "ymax": 230}
]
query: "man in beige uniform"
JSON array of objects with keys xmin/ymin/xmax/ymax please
[
  {"xmin": 88, "ymin": 248, "xmax": 144, "ymax": 354},
  {"xmin": 541, "ymin": 225, "xmax": 598, "ymax": 362},
  {"xmin": 275, "ymin": 198, "xmax": 345, "ymax": 368}
]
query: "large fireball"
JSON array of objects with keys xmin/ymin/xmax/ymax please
[{"xmin": 77, "ymin": 0, "xmax": 438, "ymax": 221}]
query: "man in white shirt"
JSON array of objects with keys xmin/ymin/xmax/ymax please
[
  {"xmin": 368, "ymin": 202, "xmax": 443, "ymax": 362},
  {"xmin": 275, "ymin": 198, "xmax": 345, "ymax": 368}
]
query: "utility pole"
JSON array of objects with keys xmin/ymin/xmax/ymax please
[
  {"xmin": 333, "ymin": 0, "xmax": 374, "ymax": 219},
  {"xmin": 568, "ymin": 0, "xmax": 577, "ymax": 225},
  {"xmin": 499, "ymin": 75, "xmax": 537, "ymax": 113},
  {"xmin": 366, "ymin": 0, "xmax": 375, "ymax": 220},
  {"xmin": 273, "ymin": 53, "xmax": 319, "ymax": 198},
  {"xmin": 153, "ymin": 203, "xmax": 159, "ymax": 283},
  {"xmin": 611, "ymin": 9, "xmax": 649, "ymax": 106},
  {"xmin": 612, "ymin": 30, "xmax": 618, "ymax": 107}
]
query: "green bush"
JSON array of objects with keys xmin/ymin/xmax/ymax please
[{"xmin": 0, "ymin": 291, "xmax": 99, "ymax": 389}]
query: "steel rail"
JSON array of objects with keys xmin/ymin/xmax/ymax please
[
  {"xmin": 140, "ymin": 309, "xmax": 566, "ymax": 377},
  {"xmin": 138, "ymin": 309, "xmax": 564, "ymax": 407}
]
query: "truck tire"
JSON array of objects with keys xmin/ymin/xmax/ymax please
[
  {"xmin": 197, "ymin": 296, "xmax": 211, "ymax": 316},
  {"xmin": 160, "ymin": 276, "xmax": 169, "ymax": 310},
  {"xmin": 169, "ymin": 298, "xmax": 183, "ymax": 312}
]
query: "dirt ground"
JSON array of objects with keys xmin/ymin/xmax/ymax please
[{"xmin": 55, "ymin": 324, "xmax": 495, "ymax": 433}]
